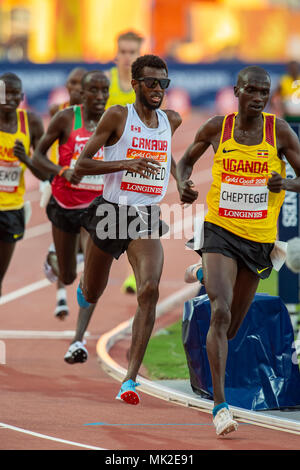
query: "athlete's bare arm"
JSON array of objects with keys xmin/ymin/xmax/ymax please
[
  {"xmin": 164, "ymin": 109, "xmax": 182, "ymax": 136},
  {"xmin": 32, "ymin": 108, "xmax": 80, "ymax": 184},
  {"xmin": 177, "ymin": 116, "xmax": 223, "ymax": 204},
  {"xmin": 267, "ymin": 118, "xmax": 300, "ymax": 193},
  {"xmin": 74, "ymin": 105, "xmax": 161, "ymax": 179},
  {"xmin": 13, "ymin": 111, "xmax": 48, "ymax": 181},
  {"xmin": 164, "ymin": 109, "xmax": 182, "ymax": 181},
  {"xmin": 49, "ymin": 103, "xmax": 60, "ymax": 117}
]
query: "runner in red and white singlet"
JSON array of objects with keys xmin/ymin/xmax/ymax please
[{"xmin": 33, "ymin": 71, "xmax": 109, "ymax": 361}]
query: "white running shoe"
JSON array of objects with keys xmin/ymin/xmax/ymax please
[
  {"xmin": 184, "ymin": 262, "xmax": 203, "ymax": 283},
  {"xmin": 213, "ymin": 407, "xmax": 238, "ymax": 436},
  {"xmin": 44, "ymin": 259, "xmax": 58, "ymax": 283},
  {"xmin": 64, "ymin": 341, "xmax": 88, "ymax": 364},
  {"xmin": 54, "ymin": 299, "xmax": 69, "ymax": 320}
]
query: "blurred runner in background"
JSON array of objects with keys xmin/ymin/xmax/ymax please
[
  {"xmin": 33, "ymin": 71, "xmax": 109, "ymax": 365},
  {"xmin": 43, "ymin": 67, "xmax": 87, "ymax": 320}
]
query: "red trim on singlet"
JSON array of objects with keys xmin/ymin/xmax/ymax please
[
  {"xmin": 265, "ymin": 115, "xmax": 275, "ymax": 147},
  {"xmin": 51, "ymin": 105, "xmax": 103, "ymax": 208},
  {"xmin": 222, "ymin": 113, "xmax": 235, "ymax": 143},
  {"xmin": 19, "ymin": 110, "xmax": 26, "ymax": 135}
]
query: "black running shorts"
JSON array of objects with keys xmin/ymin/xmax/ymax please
[
  {"xmin": 0, "ymin": 208, "xmax": 25, "ymax": 243},
  {"xmin": 199, "ymin": 222, "xmax": 274, "ymax": 280},
  {"xmin": 81, "ymin": 195, "xmax": 169, "ymax": 259},
  {"xmin": 46, "ymin": 196, "xmax": 87, "ymax": 234}
]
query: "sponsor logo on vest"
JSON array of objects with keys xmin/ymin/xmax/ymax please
[
  {"xmin": 222, "ymin": 148, "xmax": 238, "ymax": 153},
  {"xmin": 219, "ymin": 208, "xmax": 266, "ymax": 219}
]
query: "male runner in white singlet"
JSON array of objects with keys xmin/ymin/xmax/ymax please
[{"xmin": 72, "ymin": 55, "xmax": 181, "ymax": 404}]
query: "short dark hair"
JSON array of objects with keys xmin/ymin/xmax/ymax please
[
  {"xmin": 81, "ymin": 70, "xmax": 109, "ymax": 89},
  {"xmin": 131, "ymin": 54, "xmax": 168, "ymax": 80},
  {"xmin": 237, "ymin": 66, "xmax": 270, "ymax": 86},
  {"xmin": 0, "ymin": 72, "xmax": 22, "ymax": 88}
]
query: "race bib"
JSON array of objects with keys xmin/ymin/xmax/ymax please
[
  {"xmin": 0, "ymin": 159, "xmax": 22, "ymax": 193},
  {"xmin": 219, "ymin": 173, "xmax": 269, "ymax": 220},
  {"xmin": 120, "ymin": 148, "xmax": 167, "ymax": 195},
  {"xmin": 69, "ymin": 140, "xmax": 104, "ymax": 192}
]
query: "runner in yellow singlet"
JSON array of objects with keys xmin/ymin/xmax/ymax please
[
  {"xmin": 105, "ymin": 31, "xmax": 143, "ymax": 110},
  {"xmin": 0, "ymin": 72, "xmax": 47, "ymax": 296},
  {"xmin": 44, "ymin": 67, "xmax": 87, "ymax": 320},
  {"xmin": 177, "ymin": 66, "xmax": 300, "ymax": 436},
  {"xmin": 105, "ymin": 31, "xmax": 144, "ymax": 294}
]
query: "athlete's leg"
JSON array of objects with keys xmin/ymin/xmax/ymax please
[
  {"xmin": 203, "ymin": 252, "xmax": 260, "ymax": 406},
  {"xmin": 81, "ymin": 235, "xmax": 114, "ymax": 303},
  {"xmin": 227, "ymin": 266, "xmax": 260, "ymax": 340},
  {"xmin": 123, "ymin": 238, "xmax": 164, "ymax": 382},
  {"xmin": 52, "ymin": 225, "xmax": 79, "ymax": 285},
  {"xmin": 64, "ymin": 236, "xmax": 114, "ymax": 362},
  {"xmin": 0, "ymin": 240, "xmax": 16, "ymax": 296},
  {"xmin": 202, "ymin": 252, "xmax": 237, "ymax": 406}
]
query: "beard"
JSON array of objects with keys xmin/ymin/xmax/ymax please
[{"xmin": 139, "ymin": 86, "xmax": 162, "ymax": 110}]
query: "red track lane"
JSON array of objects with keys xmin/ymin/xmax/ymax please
[{"xmin": 0, "ymin": 111, "xmax": 299, "ymax": 450}]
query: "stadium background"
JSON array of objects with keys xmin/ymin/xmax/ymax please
[
  {"xmin": 1, "ymin": 0, "xmax": 300, "ymax": 450},
  {"xmin": 1, "ymin": 0, "xmax": 300, "ymax": 114}
]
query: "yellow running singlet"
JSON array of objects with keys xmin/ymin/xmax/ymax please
[
  {"xmin": 105, "ymin": 67, "xmax": 135, "ymax": 108},
  {"xmin": 205, "ymin": 112, "xmax": 286, "ymax": 243},
  {"xmin": 0, "ymin": 109, "xmax": 30, "ymax": 211}
]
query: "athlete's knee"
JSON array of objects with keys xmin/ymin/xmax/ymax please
[
  {"xmin": 82, "ymin": 280, "xmax": 106, "ymax": 304},
  {"xmin": 137, "ymin": 279, "xmax": 159, "ymax": 307},
  {"xmin": 83, "ymin": 290, "xmax": 99, "ymax": 304},
  {"xmin": 59, "ymin": 269, "xmax": 77, "ymax": 286},
  {"xmin": 210, "ymin": 299, "xmax": 231, "ymax": 332}
]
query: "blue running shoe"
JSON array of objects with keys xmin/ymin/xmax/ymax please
[
  {"xmin": 115, "ymin": 379, "xmax": 141, "ymax": 405},
  {"xmin": 77, "ymin": 284, "xmax": 91, "ymax": 308}
]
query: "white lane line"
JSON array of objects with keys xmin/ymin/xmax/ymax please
[
  {"xmin": 0, "ymin": 263, "xmax": 84, "ymax": 306},
  {"xmin": 0, "ymin": 279, "xmax": 50, "ymax": 305},
  {"xmin": 0, "ymin": 422, "xmax": 106, "ymax": 450},
  {"xmin": 0, "ymin": 330, "xmax": 90, "ymax": 339}
]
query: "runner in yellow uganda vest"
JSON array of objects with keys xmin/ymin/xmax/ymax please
[
  {"xmin": 0, "ymin": 109, "xmax": 30, "ymax": 211},
  {"xmin": 205, "ymin": 112, "xmax": 286, "ymax": 243}
]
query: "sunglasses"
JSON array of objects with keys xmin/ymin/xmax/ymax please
[{"xmin": 137, "ymin": 77, "xmax": 171, "ymax": 90}]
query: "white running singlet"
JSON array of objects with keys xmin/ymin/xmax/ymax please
[{"xmin": 103, "ymin": 104, "xmax": 172, "ymax": 205}]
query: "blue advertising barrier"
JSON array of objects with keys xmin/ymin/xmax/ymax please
[
  {"xmin": 0, "ymin": 60, "xmax": 288, "ymax": 113},
  {"xmin": 182, "ymin": 293, "xmax": 300, "ymax": 411}
]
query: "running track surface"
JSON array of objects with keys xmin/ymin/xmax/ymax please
[{"xmin": 0, "ymin": 111, "xmax": 299, "ymax": 451}]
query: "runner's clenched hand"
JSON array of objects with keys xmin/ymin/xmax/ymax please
[{"xmin": 123, "ymin": 157, "xmax": 161, "ymax": 178}]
